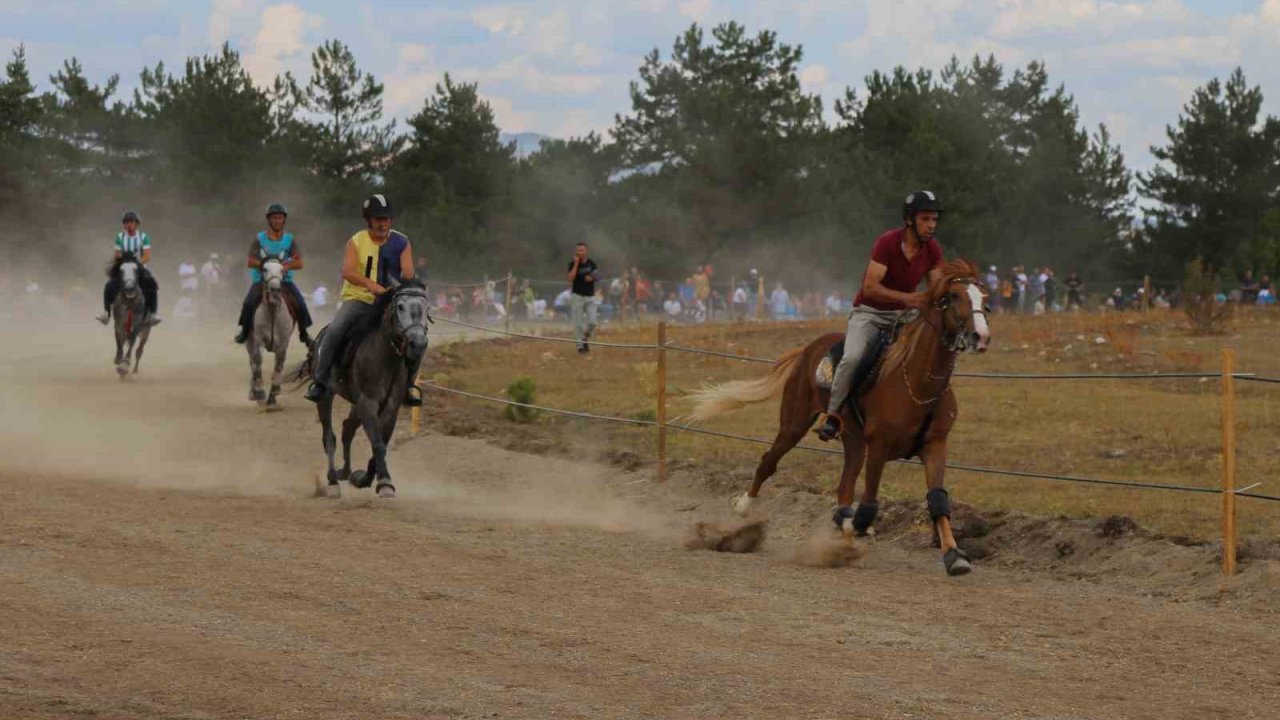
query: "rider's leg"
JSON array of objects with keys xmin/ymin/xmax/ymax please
[
  {"xmin": 283, "ymin": 282, "xmax": 315, "ymax": 346},
  {"xmin": 819, "ymin": 307, "xmax": 897, "ymax": 440},
  {"xmin": 234, "ymin": 283, "xmax": 264, "ymax": 343},
  {"xmin": 98, "ymin": 277, "xmax": 121, "ymax": 324},
  {"xmin": 141, "ymin": 272, "xmax": 161, "ymax": 324},
  {"xmin": 305, "ymin": 300, "xmax": 377, "ymax": 402}
]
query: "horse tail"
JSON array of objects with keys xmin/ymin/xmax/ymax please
[
  {"xmin": 688, "ymin": 346, "xmax": 805, "ymax": 422},
  {"xmin": 289, "ymin": 346, "xmax": 315, "ymax": 386}
]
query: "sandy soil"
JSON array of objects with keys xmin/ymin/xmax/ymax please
[{"xmin": 1, "ymin": 316, "xmax": 1277, "ymax": 719}]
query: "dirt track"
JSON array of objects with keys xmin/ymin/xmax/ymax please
[{"xmin": 2, "ymin": 318, "xmax": 1278, "ymax": 719}]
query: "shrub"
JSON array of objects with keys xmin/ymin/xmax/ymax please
[
  {"xmin": 1182, "ymin": 258, "xmax": 1232, "ymax": 335},
  {"xmin": 504, "ymin": 376, "xmax": 538, "ymax": 422}
]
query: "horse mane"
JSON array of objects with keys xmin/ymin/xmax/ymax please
[
  {"xmin": 876, "ymin": 257, "xmax": 980, "ymax": 383},
  {"xmin": 106, "ymin": 251, "xmax": 140, "ymax": 276}
]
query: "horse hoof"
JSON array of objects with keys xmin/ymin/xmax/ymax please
[
  {"xmin": 943, "ymin": 548, "xmax": 972, "ymax": 576},
  {"xmin": 324, "ymin": 483, "xmax": 341, "ymax": 499},
  {"xmin": 335, "ymin": 468, "xmax": 350, "ymax": 481},
  {"xmin": 376, "ymin": 484, "xmax": 396, "ymax": 499},
  {"xmin": 832, "ymin": 506, "xmax": 855, "ymax": 537},
  {"xmin": 732, "ymin": 493, "xmax": 755, "ymax": 516},
  {"xmin": 349, "ymin": 470, "xmax": 372, "ymax": 489}
]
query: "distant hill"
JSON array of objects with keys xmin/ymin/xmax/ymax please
[{"xmin": 500, "ymin": 132, "xmax": 552, "ymax": 158}]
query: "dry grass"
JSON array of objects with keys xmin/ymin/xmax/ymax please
[{"xmin": 428, "ymin": 307, "xmax": 1280, "ymax": 541}]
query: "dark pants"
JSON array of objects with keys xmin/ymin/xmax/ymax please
[
  {"xmin": 311, "ymin": 300, "xmax": 381, "ymax": 387},
  {"xmin": 238, "ymin": 281, "xmax": 313, "ymax": 330},
  {"xmin": 104, "ymin": 272, "xmax": 158, "ymax": 315}
]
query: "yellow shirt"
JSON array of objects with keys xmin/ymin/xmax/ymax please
[{"xmin": 340, "ymin": 229, "xmax": 408, "ymax": 304}]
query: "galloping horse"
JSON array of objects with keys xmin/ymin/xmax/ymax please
[
  {"xmin": 109, "ymin": 253, "xmax": 152, "ymax": 379},
  {"xmin": 691, "ymin": 259, "xmax": 990, "ymax": 575},
  {"xmin": 295, "ymin": 278, "xmax": 430, "ymax": 499},
  {"xmin": 246, "ymin": 257, "xmax": 296, "ymax": 410}
]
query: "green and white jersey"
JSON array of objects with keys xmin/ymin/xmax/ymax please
[{"xmin": 114, "ymin": 231, "xmax": 152, "ymax": 259}]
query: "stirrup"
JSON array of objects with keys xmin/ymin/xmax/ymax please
[
  {"xmin": 814, "ymin": 412, "xmax": 844, "ymax": 442},
  {"xmin": 403, "ymin": 385, "xmax": 423, "ymax": 407},
  {"xmin": 304, "ymin": 381, "xmax": 328, "ymax": 403}
]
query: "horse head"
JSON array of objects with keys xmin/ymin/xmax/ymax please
[
  {"xmin": 929, "ymin": 258, "xmax": 990, "ymax": 353},
  {"xmin": 119, "ymin": 259, "xmax": 140, "ymax": 293},
  {"xmin": 261, "ymin": 257, "xmax": 286, "ymax": 295},
  {"xmin": 384, "ymin": 277, "xmax": 430, "ymax": 359}
]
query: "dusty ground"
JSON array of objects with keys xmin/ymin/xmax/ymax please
[{"xmin": 2, "ymin": 316, "xmax": 1278, "ymax": 719}]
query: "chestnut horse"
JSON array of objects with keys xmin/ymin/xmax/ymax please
[{"xmin": 690, "ymin": 259, "xmax": 990, "ymax": 575}]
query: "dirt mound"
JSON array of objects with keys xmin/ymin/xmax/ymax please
[
  {"xmin": 683, "ymin": 518, "xmax": 767, "ymax": 552},
  {"xmin": 790, "ymin": 531, "xmax": 866, "ymax": 567}
]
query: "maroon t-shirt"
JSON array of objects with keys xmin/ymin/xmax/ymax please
[{"xmin": 853, "ymin": 227, "xmax": 943, "ymax": 311}]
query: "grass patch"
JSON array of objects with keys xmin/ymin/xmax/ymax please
[{"xmin": 428, "ymin": 309, "xmax": 1280, "ymax": 541}]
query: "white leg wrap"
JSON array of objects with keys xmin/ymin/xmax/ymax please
[{"xmin": 733, "ymin": 493, "xmax": 755, "ymax": 516}]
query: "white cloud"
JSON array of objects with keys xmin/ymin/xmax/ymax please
[
  {"xmin": 457, "ymin": 57, "xmax": 606, "ymax": 95},
  {"xmin": 1076, "ymin": 34, "xmax": 1241, "ymax": 70},
  {"xmin": 472, "ymin": 4, "xmax": 528, "ymax": 36},
  {"xmin": 485, "ymin": 93, "xmax": 534, "ymax": 132},
  {"xmin": 208, "ymin": 0, "xmax": 257, "ymax": 47},
  {"xmin": 383, "ymin": 43, "xmax": 440, "ymax": 116},
  {"xmin": 799, "ymin": 64, "xmax": 829, "ymax": 93},
  {"xmin": 571, "ymin": 42, "xmax": 607, "ymax": 68},
  {"xmin": 677, "ymin": 0, "xmax": 720, "ymax": 22},
  {"xmin": 988, "ymin": 0, "xmax": 1194, "ymax": 39},
  {"xmin": 242, "ymin": 3, "xmax": 324, "ymax": 85}
]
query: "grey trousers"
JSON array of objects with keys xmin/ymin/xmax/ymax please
[
  {"xmin": 312, "ymin": 299, "xmax": 381, "ymax": 386},
  {"xmin": 827, "ymin": 305, "xmax": 901, "ymax": 414},
  {"xmin": 570, "ymin": 293, "xmax": 597, "ymax": 343}
]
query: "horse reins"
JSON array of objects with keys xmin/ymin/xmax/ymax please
[{"xmin": 902, "ymin": 277, "xmax": 985, "ymax": 405}]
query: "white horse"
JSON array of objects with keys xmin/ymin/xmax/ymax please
[
  {"xmin": 112, "ymin": 257, "xmax": 152, "ymax": 379},
  {"xmin": 246, "ymin": 258, "xmax": 296, "ymax": 410}
]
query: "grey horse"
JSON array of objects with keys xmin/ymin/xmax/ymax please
[
  {"xmin": 295, "ymin": 278, "xmax": 430, "ymax": 499},
  {"xmin": 111, "ymin": 256, "xmax": 152, "ymax": 378},
  {"xmin": 246, "ymin": 258, "xmax": 296, "ymax": 410}
]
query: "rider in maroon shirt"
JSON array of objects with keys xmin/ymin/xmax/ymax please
[{"xmin": 817, "ymin": 190, "xmax": 946, "ymax": 441}]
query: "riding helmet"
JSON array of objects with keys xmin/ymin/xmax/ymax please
[
  {"xmin": 902, "ymin": 190, "xmax": 943, "ymax": 221},
  {"xmin": 121, "ymin": 210, "xmax": 141, "ymax": 223},
  {"xmin": 361, "ymin": 193, "xmax": 394, "ymax": 220},
  {"xmin": 265, "ymin": 202, "xmax": 288, "ymax": 217}
]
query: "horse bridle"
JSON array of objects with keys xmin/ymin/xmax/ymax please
[{"xmin": 929, "ymin": 277, "xmax": 988, "ymax": 353}]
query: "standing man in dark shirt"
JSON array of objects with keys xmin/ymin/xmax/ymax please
[
  {"xmin": 1064, "ymin": 270, "xmax": 1084, "ymax": 310},
  {"xmin": 566, "ymin": 242, "xmax": 599, "ymax": 354},
  {"xmin": 817, "ymin": 190, "xmax": 946, "ymax": 441}
]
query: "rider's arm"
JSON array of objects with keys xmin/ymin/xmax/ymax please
[
  {"xmin": 340, "ymin": 239, "xmax": 383, "ymax": 293},
  {"xmin": 861, "ymin": 261, "xmax": 926, "ymax": 308},
  {"xmin": 399, "ymin": 243, "xmax": 414, "ymax": 280},
  {"xmin": 246, "ymin": 239, "xmax": 262, "ymax": 269},
  {"xmin": 287, "ymin": 239, "xmax": 303, "ymax": 271},
  {"xmin": 141, "ymin": 248, "xmax": 151, "ymax": 264}
]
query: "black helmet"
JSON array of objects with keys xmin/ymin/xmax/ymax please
[
  {"xmin": 265, "ymin": 202, "xmax": 288, "ymax": 217},
  {"xmin": 121, "ymin": 210, "xmax": 141, "ymax": 224},
  {"xmin": 361, "ymin": 193, "xmax": 393, "ymax": 219},
  {"xmin": 902, "ymin": 190, "xmax": 943, "ymax": 221}
]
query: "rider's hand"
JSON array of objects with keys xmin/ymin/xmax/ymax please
[
  {"xmin": 369, "ymin": 282, "xmax": 388, "ymax": 296},
  {"xmin": 905, "ymin": 292, "xmax": 930, "ymax": 309}
]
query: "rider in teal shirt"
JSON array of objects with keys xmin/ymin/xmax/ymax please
[{"xmin": 234, "ymin": 203, "xmax": 315, "ymax": 346}]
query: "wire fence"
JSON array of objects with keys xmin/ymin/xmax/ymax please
[{"xmin": 423, "ymin": 382, "xmax": 1280, "ymax": 502}]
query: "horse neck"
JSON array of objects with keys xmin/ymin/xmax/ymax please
[{"xmin": 901, "ymin": 305, "xmax": 956, "ymax": 395}]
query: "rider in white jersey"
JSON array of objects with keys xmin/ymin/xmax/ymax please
[{"xmin": 97, "ymin": 211, "xmax": 161, "ymax": 326}]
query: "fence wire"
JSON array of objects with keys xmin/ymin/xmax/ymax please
[
  {"xmin": 423, "ymin": 384, "xmax": 1280, "ymax": 502},
  {"xmin": 432, "ymin": 316, "xmax": 659, "ymax": 349}
]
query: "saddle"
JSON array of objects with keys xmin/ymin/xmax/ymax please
[{"xmin": 816, "ymin": 310, "xmax": 917, "ymax": 427}]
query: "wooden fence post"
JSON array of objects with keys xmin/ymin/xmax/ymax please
[
  {"xmin": 1221, "ymin": 348, "xmax": 1238, "ymax": 576},
  {"xmin": 504, "ymin": 270, "xmax": 514, "ymax": 334},
  {"xmin": 411, "ymin": 371, "xmax": 423, "ymax": 434},
  {"xmin": 657, "ymin": 321, "xmax": 668, "ymax": 483},
  {"xmin": 756, "ymin": 275, "xmax": 765, "ymax": 321}
]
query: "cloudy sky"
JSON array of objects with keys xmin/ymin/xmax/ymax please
[{"xmin": 4, "ymin": 0, "xmax": 1278, "ymax": 172}]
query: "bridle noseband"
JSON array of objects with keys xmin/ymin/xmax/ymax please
[
  {"xmin": 383, "ymin": 287, "xmax": 432, "ymax": 358},
  {"xmin": 930, "ymin": 277, "xmax": 987, "ymax": 353}
]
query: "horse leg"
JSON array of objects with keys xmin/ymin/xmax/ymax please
[
  {"xmin": 373, "ymin": 407, "xmax": 400, "ymax": 498},
  {"xmin": 132, "ymin": 330, "xmax": 148, "ymax": 375},
  {"xmin": 266, "ymin": 346, "xmax": 286, "ymax": 409},
  {"xmin": 319, "ymin": 395, "xmax": 341, "ymax": 498},
  {"xmin": 249, "ymin": 341, "xmax": 265, "ymax": 404},
  {"xmin": 356, "ymin": 400, "xmax": 393, "ymax": 498},
  {"xmin": 734, "ymin": 410, "xmax": 812, "ymax": 516},
  {"xmin": 849, "ymin": 442, "xmax": 890, "ymax": 539},
  {"xmin": 921, "ymin": 438, "xmax": 970, "ymax": 576},
  {"xmin": 832, "ymin": 431, "xmax": 869, "ymax": 537},
  {"xmin": 338, "ymin": 411, "xmax": 359, "ymax": 482}
]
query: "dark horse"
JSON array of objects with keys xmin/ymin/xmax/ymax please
[
  {"xmin": 295, "ymin": 278, "xmax": 430, "ymax": 499},
  {"xmin": 108, "ymin": 252, "xmax": 152, "ymax": 379},
  {"xmin": 690, "ymin": 259, "xmax": 990, "ymax": 575}
]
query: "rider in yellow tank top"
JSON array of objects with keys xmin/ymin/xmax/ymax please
[{"xmin": 340, "ymin": 228, "xmax": 408, "ymax": 304}]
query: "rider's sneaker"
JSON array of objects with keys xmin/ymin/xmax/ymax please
[
  {"xmin": 233, "ymin": 327, "xmax": 250, "ymax": 344},
  {"xmin": 304, "ymin": 381, "xmax": 328, "ymax": 403},
  {"xmin": 146, "ymin": 314, "xmax": 162, "ymax": 326},
  {"xmin": 816, "ymin": 414, "xmax": 843, "ymax": 442},
  {"xmin": 403, "ymin": 385, "xmax": 423, "ymax": 407},
  {"xmin": 95, "ymin": 311, "xmax": 110, "ymax": 325}
]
